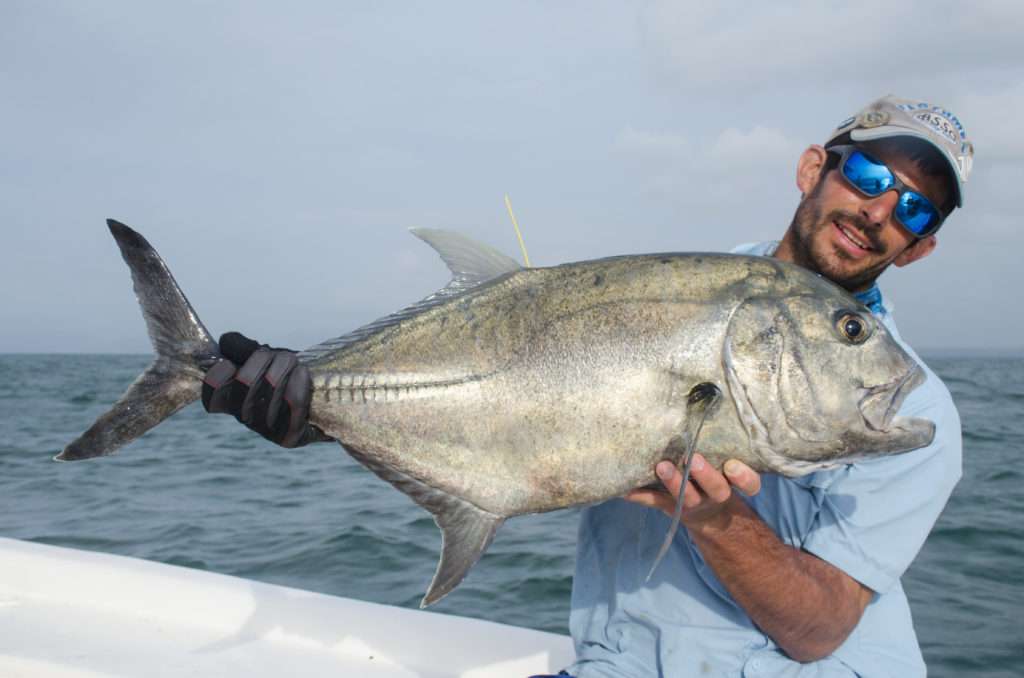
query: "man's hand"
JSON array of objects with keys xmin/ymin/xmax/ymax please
[
  {"xmin": 628, "ymin": 453, "xmax": 871, "ymax": 662},
  {"xmin": 626, "ymin": 455, "xmax": 761, "ymax": 529},
  {"xmin": 202, "ymin": 331, "xmax": 330, "ymax": 448}
]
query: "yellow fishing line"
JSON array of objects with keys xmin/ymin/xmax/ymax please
[{"xmin": 504, "ymin": 194, "xmax": 531, "ymax": 267}]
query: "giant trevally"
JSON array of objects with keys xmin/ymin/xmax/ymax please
[{"xmin": 57, "ymin": 220, "xmax": 934, "ymax": 606}]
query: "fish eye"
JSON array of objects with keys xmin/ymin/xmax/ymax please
[{"xmin": 835, "ymin": 312, "xmax": 870, "ymax": 344}]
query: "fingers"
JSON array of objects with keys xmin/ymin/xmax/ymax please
[
  {"xmin": 655, "ymin": 460, "xmax": 683, "ymax": 496},
  {"xmin": 686, "ymin": 454, "xmax": 733, "ymax": 504},
  {"xmin": 237, "ymin": 349, "xmax": 275, "ymax": 425},
  {"xmin": 201, "ymin": 331, "xmax": 325, "ymax": 448},
  {"xmin": 631, "ymin": 455, "xmax": 759, "ymax": 524},
  {"xmin": 219, "ymin": 332, "xmax": 261, "ymax": 365},
  {"xmin": 203, "ymin": 333, "xmax": 324, "ymax": 448},
  {"xmin": 202, "ymin": 360, "xmax": 241, "ymax": 413},
  {"xmin": 264, "ymin": 352, "xmax": 299, "ymax": 430},
  {"xmin": 723, "ymin": 459, "xmax": 762, "ymax": 496},
  {"xmin": 659, "ymin": 455, "xmax": 731, "ymax": 505},
  {"xmin": 655, "ymin": 461, "xmax": 702, "ymax": 509},
  {"xmin": 624, "ymin": 488, "xmax": 675, "ymax": 515},
  {"xmin": 661, "ymin": 455, "xmax": 762, "ymax": 499}
]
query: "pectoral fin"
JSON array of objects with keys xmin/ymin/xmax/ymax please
[
  {"xmin": 341, "ymin": 444, "xmax": 504, "ymax": 607},
  {"xmin": 645, "ymin": 382, "xmax": 721, "ymax": 582}
]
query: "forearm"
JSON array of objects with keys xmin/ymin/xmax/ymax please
[{"xmin": 687, "ymin": 495, "xmax": 871, "ymax": 662}]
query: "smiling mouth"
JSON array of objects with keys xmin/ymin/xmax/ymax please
[{"xmin": 834, "ymin": 221, "xmax": 874, "ymax": 252}]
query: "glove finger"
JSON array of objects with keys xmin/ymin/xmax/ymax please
[
  {"xmin": 264, "ymin": 352, "xmax": 299, "ymax": 431},
  {"xmin": 238, "ymin": 350, "xmax": 275, "ymax": 425},
  {"xmin": 220, "ymin": 332, "xmax": 262, "ymax": 366},
  {"xmin": 280, "ymin": 366, "xmax": 314, "ymax": 448},
  {"xmin": 202, "ymin": 360, "xmax": 239, "ymax": 413}
]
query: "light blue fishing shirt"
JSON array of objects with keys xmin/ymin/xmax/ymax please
[{"xmin": 566, "ymin": 242, "xmax": 962, "ymax": 677}]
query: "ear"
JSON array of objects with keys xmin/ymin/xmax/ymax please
[
  {"xmin": 796, "ymin": 145, "xmax": 829, "ymax": 195},
  {"xmin": 893, "ymin": 235, "xmax": 937, "ymax": 267}
]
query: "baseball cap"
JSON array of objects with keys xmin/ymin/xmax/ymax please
[{"xmin": 826, "ymin": 95, "xmax": 973, "ymax": 207}]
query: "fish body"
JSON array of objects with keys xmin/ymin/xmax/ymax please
[
  {"xmin": 59, "ymin": 222, "xmax": 935, "ymax": 606},
  {"xmin": 310, "ymin": 254, "xmax": 767, "ymax": 515}
]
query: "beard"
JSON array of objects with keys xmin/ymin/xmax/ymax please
[{"xmin": 786, "ymin": 186, "xmax": 900, "ymax": 293}]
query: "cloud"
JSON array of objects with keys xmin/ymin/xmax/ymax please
[
  {"xmin": 1, "ymin": 2, "xmax": 1020, "ymax": 352},
  {"xmin": 613, "ymin": 123, "xmax": 800, "ymax": 196},
  {"xmin": 707, "ymin": 125, "xmax": 802, "ymax": 171},
  {"xmin": 953, "ymin": 82, "xmax": 1024, "ymax": 162},
  {"xmin": 613, "ymin": 125, "xmax": 688, "ymax": 161},
  {"xmin": 639, "ymin": 0, "xmax": 1024, "ymax": 89}
]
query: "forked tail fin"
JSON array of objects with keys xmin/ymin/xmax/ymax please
[{"xmin": 56, "ymin": 220, "xmax": 220, "ymax": 461}]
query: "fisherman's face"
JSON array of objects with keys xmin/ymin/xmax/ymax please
[{"xmin": 781, "ymin": 143, "xmax": 948, "ymax": 293}]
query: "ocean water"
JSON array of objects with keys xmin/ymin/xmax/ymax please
[{"xmin": 1, "ymin": 353, "xmax": 1021, "ymax": 675}]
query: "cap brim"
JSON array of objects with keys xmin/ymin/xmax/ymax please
[{"xmin": 850, "ymin": 126, "xmax": 964, "ymax": 208}]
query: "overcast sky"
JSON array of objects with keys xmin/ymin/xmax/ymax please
[{"xmin": 2, "ymin": 1, "xmax": 1021, "ymax": 354}]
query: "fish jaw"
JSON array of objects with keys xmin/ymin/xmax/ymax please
[
  {"xmin": 858, "ymin": 363, "xmax": 926, "ymax": 432},
  {"xmin": 841, "ymin": 363, "xmax": 935, "ymax": 460},
  {"xmin": 866, "ymin": 415, "xmax": 936, "ymax": 454}
]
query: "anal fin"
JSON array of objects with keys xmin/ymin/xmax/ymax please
[
  {"xmin": 421, "ymin": 493, "xmax": 503, "ymax": 608},
  {"xmin": 341, "ymin": 444, "xmax": 504, "ymax": 607}
]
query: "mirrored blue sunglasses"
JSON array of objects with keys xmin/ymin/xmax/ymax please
[{"xmin": 828, "ymin": 145, "xmax": 945, "ymax": 237}]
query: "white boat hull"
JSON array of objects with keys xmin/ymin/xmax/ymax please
[{"xmin": 0, "ymin": 537, "xmax": 574, "ymax": 677}]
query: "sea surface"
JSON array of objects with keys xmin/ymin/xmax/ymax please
[{"xmin": 1, "ymin": 353, "xmax": 1021, "ymax": 676}]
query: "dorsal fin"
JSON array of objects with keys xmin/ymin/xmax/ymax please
[
  {"xmin": 410, "ymin": 228, "xmax": 522, "ymax": 294},
  {"xmin": 299, "ymin": 230, "xmax": 523, "ymax": 363}
]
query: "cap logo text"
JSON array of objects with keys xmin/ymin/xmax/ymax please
[{"xmin": 914, "ymin": 111, "xmax": 959, "ymax": 144}]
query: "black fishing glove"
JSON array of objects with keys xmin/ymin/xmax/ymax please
[{"xmin": 202, "ymin": 331, "xmax": 330, "ymax": 448}]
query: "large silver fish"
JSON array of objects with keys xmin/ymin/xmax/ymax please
[{"xmin": 58, "ymin": 220, "xmax": 934, "ymax": 606}]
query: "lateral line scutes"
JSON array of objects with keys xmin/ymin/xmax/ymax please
[{"xmin": 313, "ymin": 372, "xmax": 485, "ymax": 403}]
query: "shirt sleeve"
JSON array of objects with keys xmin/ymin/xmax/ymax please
[{"xmin": 800, "ymin": 368, "xmax": 962, "ymax": 594}]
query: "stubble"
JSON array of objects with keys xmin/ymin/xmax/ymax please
[{"xmin": 786, "ymin": 184, "xmax": 898, "ymax": 293}]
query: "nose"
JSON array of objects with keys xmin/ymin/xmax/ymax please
[{"xmin": 860, "ymin": 190, "xmax": 900, "ymax": 229}]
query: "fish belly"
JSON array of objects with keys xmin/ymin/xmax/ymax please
[{"xmin": 311, "ymin": 361, "xmax": 686, "ymax": 516}]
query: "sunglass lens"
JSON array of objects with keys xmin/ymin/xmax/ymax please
[
  {"xmin": 896, "ymin": 192, "xmax": 940, "ymax": 235},
  {"xmin": 843, "ymin": 150, "xmax": 894, "ymax": 196}
]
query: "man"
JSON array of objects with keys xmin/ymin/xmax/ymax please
[
  {"xmin": 563, "ymin": 96, "xmax": 969, "ymax": 677},
  {"xmin": 204, "ymin": 96, "xmax": 970, "ymax": 676}
]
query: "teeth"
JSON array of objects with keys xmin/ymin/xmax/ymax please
[{"xmin": 837, "ymin": 223, "xmax": 870, "ymax": 250}]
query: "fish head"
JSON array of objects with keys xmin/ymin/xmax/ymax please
[{"xmin": 723, "ymin": 288, "xmax": 935, "ymax": 476}]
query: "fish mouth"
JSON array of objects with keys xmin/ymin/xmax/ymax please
[{"xmin": 858, "ymin": 364, "xmax": 926, "ymax": 432}]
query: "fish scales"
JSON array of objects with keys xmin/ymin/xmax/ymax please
[{"xmin": 306, "ymin": 255, "xmax": 760, "ymax": 516}]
